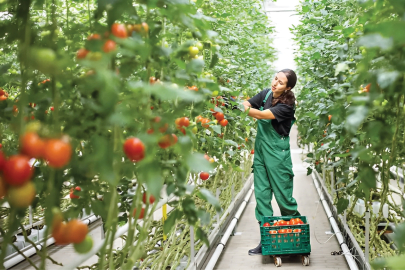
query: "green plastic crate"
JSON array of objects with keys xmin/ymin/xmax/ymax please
[{"xmin": 260, "ymin": 216, "xmax": 311, "ymax": 256}]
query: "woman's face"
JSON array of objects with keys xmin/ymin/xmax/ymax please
[{"xmin": 271, "ymin": 72, "xmax": 291, "ymax": 95}]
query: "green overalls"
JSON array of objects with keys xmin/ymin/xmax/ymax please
[{"xmin": 252, "ymin": 91, "xmax": 300, "ymax": 223}]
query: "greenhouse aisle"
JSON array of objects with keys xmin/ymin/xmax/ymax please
[
  {"xmin": 211, "ymin": 125, "xmax": 349, "ymax": 270},
  {"xmin": 210, "ymin": 0, "xmax": 350, "ymax": 269}
]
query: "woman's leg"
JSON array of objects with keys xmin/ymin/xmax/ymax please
[{"xmin": 253, "ymin": 145, "xmax": 274, "ymax": 222}]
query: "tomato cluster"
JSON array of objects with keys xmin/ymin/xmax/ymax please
[
  {"xmin": 263, "ymin": 218, "xmax": 304, "ymax": 227},
  {"xmin": 0, "ymin": 89, "xmax": 9, "ymax": 101},
  {"xmin": 175, "ymin": 117, "xmax": 190, "ymax": 135},
  {"xmin": 0, "ymin": 129, "xmax": 73, "ymax": 209},
  {"xmin": 132, "ymin": 191, "xmax": 156, "ymax": 220},
  {"xmin": 76, "ymin": 22, "xmax": 150, "ymax": 60},
  {"xmin": 269, "ymin": 229, "xmax": 302, "ymax": 234},
  {"xmin": 51, "ymin": 209, "xmax": 93, "ymax": 253}
]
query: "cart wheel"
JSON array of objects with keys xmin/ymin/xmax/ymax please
[
  {"xmin": 301, "ymin": 255, "xmax": 310, "ymax": 266},
  {"xmin": 274, "ymin": 256, "xmax": 282, "ymax": 267}
]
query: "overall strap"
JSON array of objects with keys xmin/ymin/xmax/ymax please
[{"xmin": 259, "ymin": 90, "xmax": 273, "ymax": 111}]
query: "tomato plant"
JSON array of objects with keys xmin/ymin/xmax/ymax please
[
  {"xmin": 0, "ymin": 0, "xmax": 274, "ymax": 268},
  {"xmin": 294, "ymin": 0, "xmax": 405, "ymax": 264}
]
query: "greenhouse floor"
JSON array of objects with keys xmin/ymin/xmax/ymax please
[{"xmin": 210, "ymin": 125, "xmax": 350, "ymax": 270}]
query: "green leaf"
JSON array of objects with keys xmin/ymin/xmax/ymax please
[
  {"xmin": 224, "ymin": 139, "xmax": 238, "ymax": 147},
  {"xmin": 306, "ymin": 153, "xmax": 314, "ymax": 158},
  {"xmin": 163, "ymin": 209, "xmax": 181, "ymax": 234},
  {"xmin": 334, "ymin": 62, "xmax": 349, "ymax": 76},
  {"xmin": 197, "ymin": 188, "xmax": 221, "ymax": 212},
  {"xmin": 357, "ymin": 34, "xmax": 393, "ymax": 51},
  {"xmin": 211, "ymin": 125, "xmax": 221, "ymax": 134},
  {"xmin": 336, "ymin": 198, "xmax": 349, "ymax": 214},
  {"xmin": 196, "ymin": 226, "xmax": 210, "ymax": 247},
  {"xmin": 345, "ymin": 106, "xmax": 368, "ymax": 133},
  {"xmin": 306, "ymin": 167, "xmax": 313, "ymax": 176},
  {"xmin": 185, "ymin": 152, "xmax": 214, "ymax": 173},
  {"xmin": 197, "ymin": 210, "xmax": 210, "ymax": 226},
  {"xmin": 210, "ymin": 53, "xmax": 219, "ymax": 68}
]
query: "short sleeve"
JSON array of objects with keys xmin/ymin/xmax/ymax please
[
  {"xmin": 269, "ymin": 104, "xmax": 294, "ymax": 122},
  {"xmin": 247, "ymin": 90, "xmax": 268, "ymax": 110}
]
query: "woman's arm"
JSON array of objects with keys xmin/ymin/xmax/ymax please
[{"xmin": 244, "ymin": 104, "xmax": 276, "ymax": 120}]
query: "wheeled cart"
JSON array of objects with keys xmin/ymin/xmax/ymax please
[{"xmin": 260, "ymin": 216, "xmax": 311, "ymax": 267}]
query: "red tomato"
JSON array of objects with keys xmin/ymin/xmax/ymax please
[
  {"xmin": 278, "ymin": 229, "xmax": 287, "ymax": 234},
  {"xmin": 44, "ymin": 139, "xmax": 72, "ymax": 168},
  {"xmin": 215, "ymin": 112, "xmax": 224, "ymax": 121},
  {"xmin": 158, "ymin": 134, "xmax": 177, "ymax": 148},
  {"xmin": 200, "ymin": 172, "xmax": 209, "ymax": 180},
  {"xmin": 219, "ymin": 119, "xmax": 228, "ymax": 127},
  {"xmin": 133, "ymin": 208, "xmax": 145, "ymax": 219},
  {"xmin": 204, "ymin": 153, "xmax": 210, "ymax": 160},
  {"xmin": 171, "ymin": 134, "xmax": 178, "ymax": 145},
  {"xmin": 285, "ymin": 221, "xmax": 290, "ymax": 225},
  {"xmin": 149, "ymin": 77, "xmax": 157, "ymax": 84},
  {"xmin": 175, "ymin": 118, "xmax": 182, "ymax": 128},
  {"xmin": 328, "ymin": 115, "xmax": 332, "ymax": 121},
  {"xmin": 70, "ymin": 186, "xmax": 81, "ymax": 199},
  {"xmin": 159, "ymin": 123, "xmax": 169, "ymax": 133},
  {"xmin": 0, "ymin": 150, "xmax": 6, "ymax": 171},
  {"xmin": 103, "ymin": 40, "xmax": 116, "ymax": 53},
  {"xmin": 218, "ymin": 133, "xmax": 224, "ymax": 139},
  {"xmin": 147, "ymin": 128, "xmax": 154, "ymax": 134},
  {"xmin": 0, "ymin": 95, "xmax": 7, "ymax": 101},
  {"xmin": 133, "ymin": 23, "xmax": 149, "ymax": 35},
  {"xmin": 287, "ymin": 229, "xmax": 292, "ymax": 233},
  {"xmin": 263, "ymin": 222, "xmax": 271, "ymax": 227},
  {"xmin": 111, "ymin": 23, "xmax": 128, "ymax": 38},
  {"xmin": 187, "ymin": 86, "xmax": 198, "ymax": 91},
  {"xmin": 3, "ymin": 155, "xmax": 33, "ymax": 186},
  {"xmin": 50, "ymin": 107, "xmax": 54, "ymax": 111},
  {"xmin": 201, "ymin": 118, "xmax": 210, "ymax": 128},
  {"xmin": 87, "ymin": 33, "xmax": 101, "ymax": 40},
  {"xmin": 142, "ymin": 193, "xmax": 156, "ymax": 204},
  {"xmin": 66, "ymin": 219, "xmax": 88, "ymax": 244},
  {"xmin": 179, "ymin": 117, "xmax": 190, "ymax": 127},
  {"xmin": 251, "ymin": 149, "xmax": 255, "ymax": 154},
  {"xmin": 123, "ymin": 137, "xmax": 145, "ymax": 162},
  {"xmin": 196, "ymin": 116, "xmax": 203, "ymax": 123},
  {"xmin": 290, "ymin": 219, "xmax": 298, "ymax": 225},
  {"xmin": 150, "ymin": 106, "xmax": 154, "ymax": 110},
  {"xmin": 269, "ymin": 230, "xmax": 278, "ymax": 234},
  {"xmin": 76, "ymin": 48, "xmax": 89, "ymax": 59},
  {"xmin": 293, "ymin": 229, "xmax": 302, "ymax": 233},
  {"xmin": 278, "ymin": 220, "xmax": 287, "ymax": 226},
  {"xmin": 21, "ymin": 132, "xmax": 46, "ymax": 159}
]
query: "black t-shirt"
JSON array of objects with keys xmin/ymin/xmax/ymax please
[{"xmin": 248, "ymin": 89, "xmax": 295, "ymax": 136}]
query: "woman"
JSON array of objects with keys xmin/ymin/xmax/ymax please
[{"xmin": 243, "ymin": 69, "xmax": 301, "ymax": 256}]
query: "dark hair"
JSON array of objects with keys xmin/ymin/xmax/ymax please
[{"xmin": 272, "ymin": 69, "xmax": 297, "ymax": 107}]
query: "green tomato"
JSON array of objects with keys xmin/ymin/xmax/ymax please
[
  {"xmin": 74, "ymin": 236, "xmax": 93, "ymax": 254},
  {"xmin": 212, "ymin": 90, "xmax": 219, "ymax": 96},
  {"xmin": 382, "ymin": 100, "xmax": 388, "ymax": 106},
  {"xmin": 192, "ymin": 126, "xmax": 198, "ymax": 134},
  {"xmin": 195, "ymin": 42, "xmax": 204, "ymax": 51},
  {"xmin": 87, "ymin": 52, "xmax": 102, "ymax": 61},
  {"xmin": 189, "ymin": 46, "xmax": 199, "ymax": 57}
]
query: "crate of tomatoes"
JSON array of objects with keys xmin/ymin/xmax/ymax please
[{"xmin": 260, "ymin": 216, "xmax": 311, "ymax": 256}]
